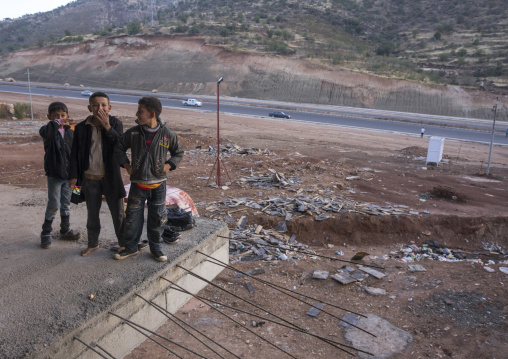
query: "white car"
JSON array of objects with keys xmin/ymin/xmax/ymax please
[
  {"xmin": 81, "ymin": 90, "xmax": 93, "ymax": 96},
  {"xmin": 182, "ymin": 98, "xmax": 202, "ymax": 107}
]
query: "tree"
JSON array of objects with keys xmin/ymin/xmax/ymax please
[{"xmin": 127, "ymin": 21, "xmax": 141, "ymax": 35}]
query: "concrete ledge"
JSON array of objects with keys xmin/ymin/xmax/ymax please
[{"xmin": 0, "ymin": 200, "xmax": 228, "ymax": 359}]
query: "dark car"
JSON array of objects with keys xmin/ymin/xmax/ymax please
[{"xmin": 268, "ymin": 111, "xmax": 291, "ymax": 119}]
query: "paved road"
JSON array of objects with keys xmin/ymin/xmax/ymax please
[{"xmin": 1, "ymin": 82, "xmax": 507, "ymax": 145}]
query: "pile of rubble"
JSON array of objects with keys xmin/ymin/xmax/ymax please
[
  {"xmin": 228, "ymin": 219, "xmax": 315, "ymax": 263},
  {"xmin": 205, "ymin": 189, "xmax": 416, "ymax": 221},
  {"xmin": 185, "ymin": 143, "xmax": 273, "ymax": 157}
]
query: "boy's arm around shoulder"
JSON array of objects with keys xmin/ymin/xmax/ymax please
[
  {"xmin": 166, "ymin": 130, "xmax": 184, "ymax": 170},
  {"xmin": 114, "ymin": 128, "xmax": 131, "ymax": 168}
]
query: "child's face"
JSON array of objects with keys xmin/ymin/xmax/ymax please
[
  {"xmin": 136, "ymin": 104, "xmax": 154, "ymax": 126},
  {"xmin": 47, "ymin": 110, "xmax": 69, "ymax": 122},
  {"xmin": 88, "ymin": 96, "xmax": 111, "ymax": 117}
]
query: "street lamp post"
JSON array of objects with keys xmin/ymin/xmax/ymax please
[
  {"xmin": 216, "ymin": 77, "xmax": 223, "ymax": 187},
  {"xmin": 486, "ymin": 101, "xmax": 498, "ymax": 176}
]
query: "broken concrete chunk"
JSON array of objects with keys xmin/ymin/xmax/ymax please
[
  {"xmin": 363, "ymin": 286, "xmax": 387, "ymax": 296},
  {"xmin": 350, "ymin": 271, "xmax": 368, "ymax": 281},
  {"xmin": 332, "ymin": 272, "xmax": 357, "ymax": 285},
  {"xmin": 312, "ymin": 270, "xmax": 329, "ymax": 279},
  {"xmin": 356, "ymin": 265, "xmax": 386, "ymax": 279},
  {"xmin": 408, "ymin": 264, "xmax": 426, "ymax": 272},
  {"xmin": 339, "ymin": 312, "xmax": 361, "ymax": 328},
  {"xmin": 245, "ymin": 281, "xmax": 255, "ymax": 294},
  {"xmin": 234, "ymin": 268, "xmax": 266, "ymax": 278},
  {"xmin": 306, "ymin": 303, "xmax": 325, "ymax": 317},
  {"xmin": 351, "ymin": 252, "xmax": 370, "ymax": 261}
]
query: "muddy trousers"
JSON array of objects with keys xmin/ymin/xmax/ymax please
[
  {"xmin": 82, "ymin": 177, "xmax": 125, "ymax": 248},
  {"xmin": 123, "ymin": 182, "xmax": 167, "ymax": 254}
]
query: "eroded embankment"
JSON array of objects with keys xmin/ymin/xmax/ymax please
[
  {"xmin": 249, "ymin": 213, "xmax": 508, "ymax": 251},
  {"xmin": 0, "ymin": 36, "xmax": 505, "ymax": 120}
]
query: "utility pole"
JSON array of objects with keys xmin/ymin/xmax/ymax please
[
  {"xmin": 27, "ymin": 68, "xmax": 33, "ymax": 121},
  {"xmin": 216, "ymin": 77, "xmax": 223, "ymax": 187},
  {"xmin": 150, "ymin": 0, "xmax": 155, "ymax": 27},
  {"xmin": 486, "ymin": 98, "xmax": 498, "ymax": 176}
]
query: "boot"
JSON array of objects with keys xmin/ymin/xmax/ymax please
[
  {"xmin": 60, "ymin": 215, "xmax": 81, "ymax": 240},
  {"xmin": 41, "ymin": 219, "xmax": 53, "ymax": 249}
]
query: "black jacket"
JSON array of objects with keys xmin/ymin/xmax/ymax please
[
  {"xmin": 39, "ymin": 120, "xmax": 73, "ymax": 179},
  {"xmin": 115, "ymin": 119, "xmax": 184, "ymax": 185},
  {"xmin": 69, "ymin": 115, "xmax": 126, "ymax": 199}
]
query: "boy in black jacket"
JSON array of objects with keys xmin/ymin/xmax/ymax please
[
  {"xmin": 114, "ymin": 96, "xmax": 184, "ymax": 262},
  {"xmin": 39, "ymin": 102, "xmax": 81, "ymax": 249},
  {"xmin": 69, "ymin": 92, "xmax": 126, "ymax": 257}
]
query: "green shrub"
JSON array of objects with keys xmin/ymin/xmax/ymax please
[{"xmin": 13, "ymin": 103, "xmax": 30, "ymax": 119}]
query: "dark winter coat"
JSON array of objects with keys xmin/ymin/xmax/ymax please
[
  {"xmin": 114, "ymin": 119, "xmax": 184, "ymax": 185},
  {"xmin": 39, "ymin": 120, "xmax": 73, "ymax": 179},
  {"xmin": 69, "ymin": 115, "xmax": 126, "ymax": 199}
]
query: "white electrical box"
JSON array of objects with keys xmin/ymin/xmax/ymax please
[{"xmin": 426, "ymin": 137, "xmax": 444, "ymax": 165}]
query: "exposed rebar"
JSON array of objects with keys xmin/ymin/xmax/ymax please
[
  {"xmin": 125, "ymin": 322, "xmax": 184, "ymax": 359},
  {"xmin": 198, "ymin": 251, "xmax": 375, "ymax": 337},
  {"xmin": 109, "ymin": 312, "xmax": 207, "ymax": 359},
  {"xmin": 73, "ymin": 337, "xmax": 112, "ymax": 359},
  {"xmin": 170, "ymin": 285, "xmax": 370, "ymax": 357},
  {"xmin": 176, "ymin": 264, "xmax": 304, "ymax": 331},
  {"xmin": 135, "ymin": 293, "xmax": 235, "ymax": 359},
  {"xmin": 161, "ymin": 276, "xmax": 299, "ymax": 359}
]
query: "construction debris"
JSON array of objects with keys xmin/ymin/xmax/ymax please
[{"xmin": 203, "ymin": 189, "xmax": 417, "ymax": 220}]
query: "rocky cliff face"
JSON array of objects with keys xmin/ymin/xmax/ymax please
[{"xmin": 1, "ymin": 36, "xmax": 505, "ymax": 120}]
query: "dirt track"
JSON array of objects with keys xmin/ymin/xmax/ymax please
[{"xmin": 1, "ymin": 92, "xmax": 507, "ymax": 358}]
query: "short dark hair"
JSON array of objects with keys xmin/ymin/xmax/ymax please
[
  {"xmin": 138, "ymin": 96, "xmax": 162, "ymax": 118},
  {"xmin": 48, "ymin": 102, "xmax": 68, "ymax": 115},
  {"xmin": 89, "ymin": 91, "xmax": 110, "ymax": 104}
]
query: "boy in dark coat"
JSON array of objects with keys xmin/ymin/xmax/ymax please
[
  {"xmin": 39, "ymin": 102, "xmax": 81, "ymax": 248},
  {"xmin": 114, "ymin": 96, "xmax": 184, "ymax": 262},
  {"xmin": 69, "ymin": 92, "xmax": 126, "ymax": 256}
]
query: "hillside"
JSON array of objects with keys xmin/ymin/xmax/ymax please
[
  {"xmin": 0, "ymin": 0, "xmax": 507, "ymax": 120},
  {"xmin": 1, "ymin": 0, "xmax": 507, "ymax": 88}
]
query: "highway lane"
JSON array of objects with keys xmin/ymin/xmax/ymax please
[{"xmin": 1, "ymin": 82, "xmax": 507, "ymax": 146}]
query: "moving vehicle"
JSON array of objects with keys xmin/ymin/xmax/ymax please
[
  {"xmin": 81, "ymin": 90, "xmax": 93, "ymax": 96},
  {"xmin": 182, "ymin": 98, "xmax": 202, "ymax": 107},
  {"xmin": 268, "ymin": 111, "xmax": 291, "ymax": 119}
]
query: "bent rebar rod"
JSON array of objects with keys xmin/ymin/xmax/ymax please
[
  {"xmin": 108, "ymin": 312, "xmax": 206, "ymax": 359},
  {"xmin": 161, "ymin": 276, "xmax": 298, "ymax": 359},
  {"xmin": 198, "ymin": 252, "xmax": 375, "ymax": 338},
  {"xmin": 135, "ymin": 293, "xmax": 235, "ymax": 359},
  {"xmin": 73, "ymin": 337, "xmax": 112, "ymax": 359}
]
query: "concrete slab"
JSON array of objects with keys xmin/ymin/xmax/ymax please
[{"xmin": 0, "ymin": 185, "xmax": 229, "ymax": 358}]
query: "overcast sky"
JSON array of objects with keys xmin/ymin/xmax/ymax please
[{"xmin": 2, "ymin": 1, "xmax": 74, "ymax": 20}]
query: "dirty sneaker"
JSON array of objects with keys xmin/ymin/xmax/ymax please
[
  {"xmin": 138, "ymin": 240, "xmax": 149, "ymax": 251},
  {"xmin": 151, "ymin": 250, "xmax": 167, "ymax": 262},
  {"xmin": 114, "ymin": 249, "xmax": 139, "ymax": 260},
  {"xmin": 41, "ymin": 235, "xmax": 51, "ymax": 249},
  {"xmin": 60, "ymin": 228, "xmax": 82, "ymax": 240},
  {"xmin": 163, "ymin": 232, "xmax": 181, "ymax": 245}
]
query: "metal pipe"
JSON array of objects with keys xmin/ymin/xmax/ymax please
[{"xmin": 161, "ymin": 276, "xmax": 298, "ymax": 359}]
